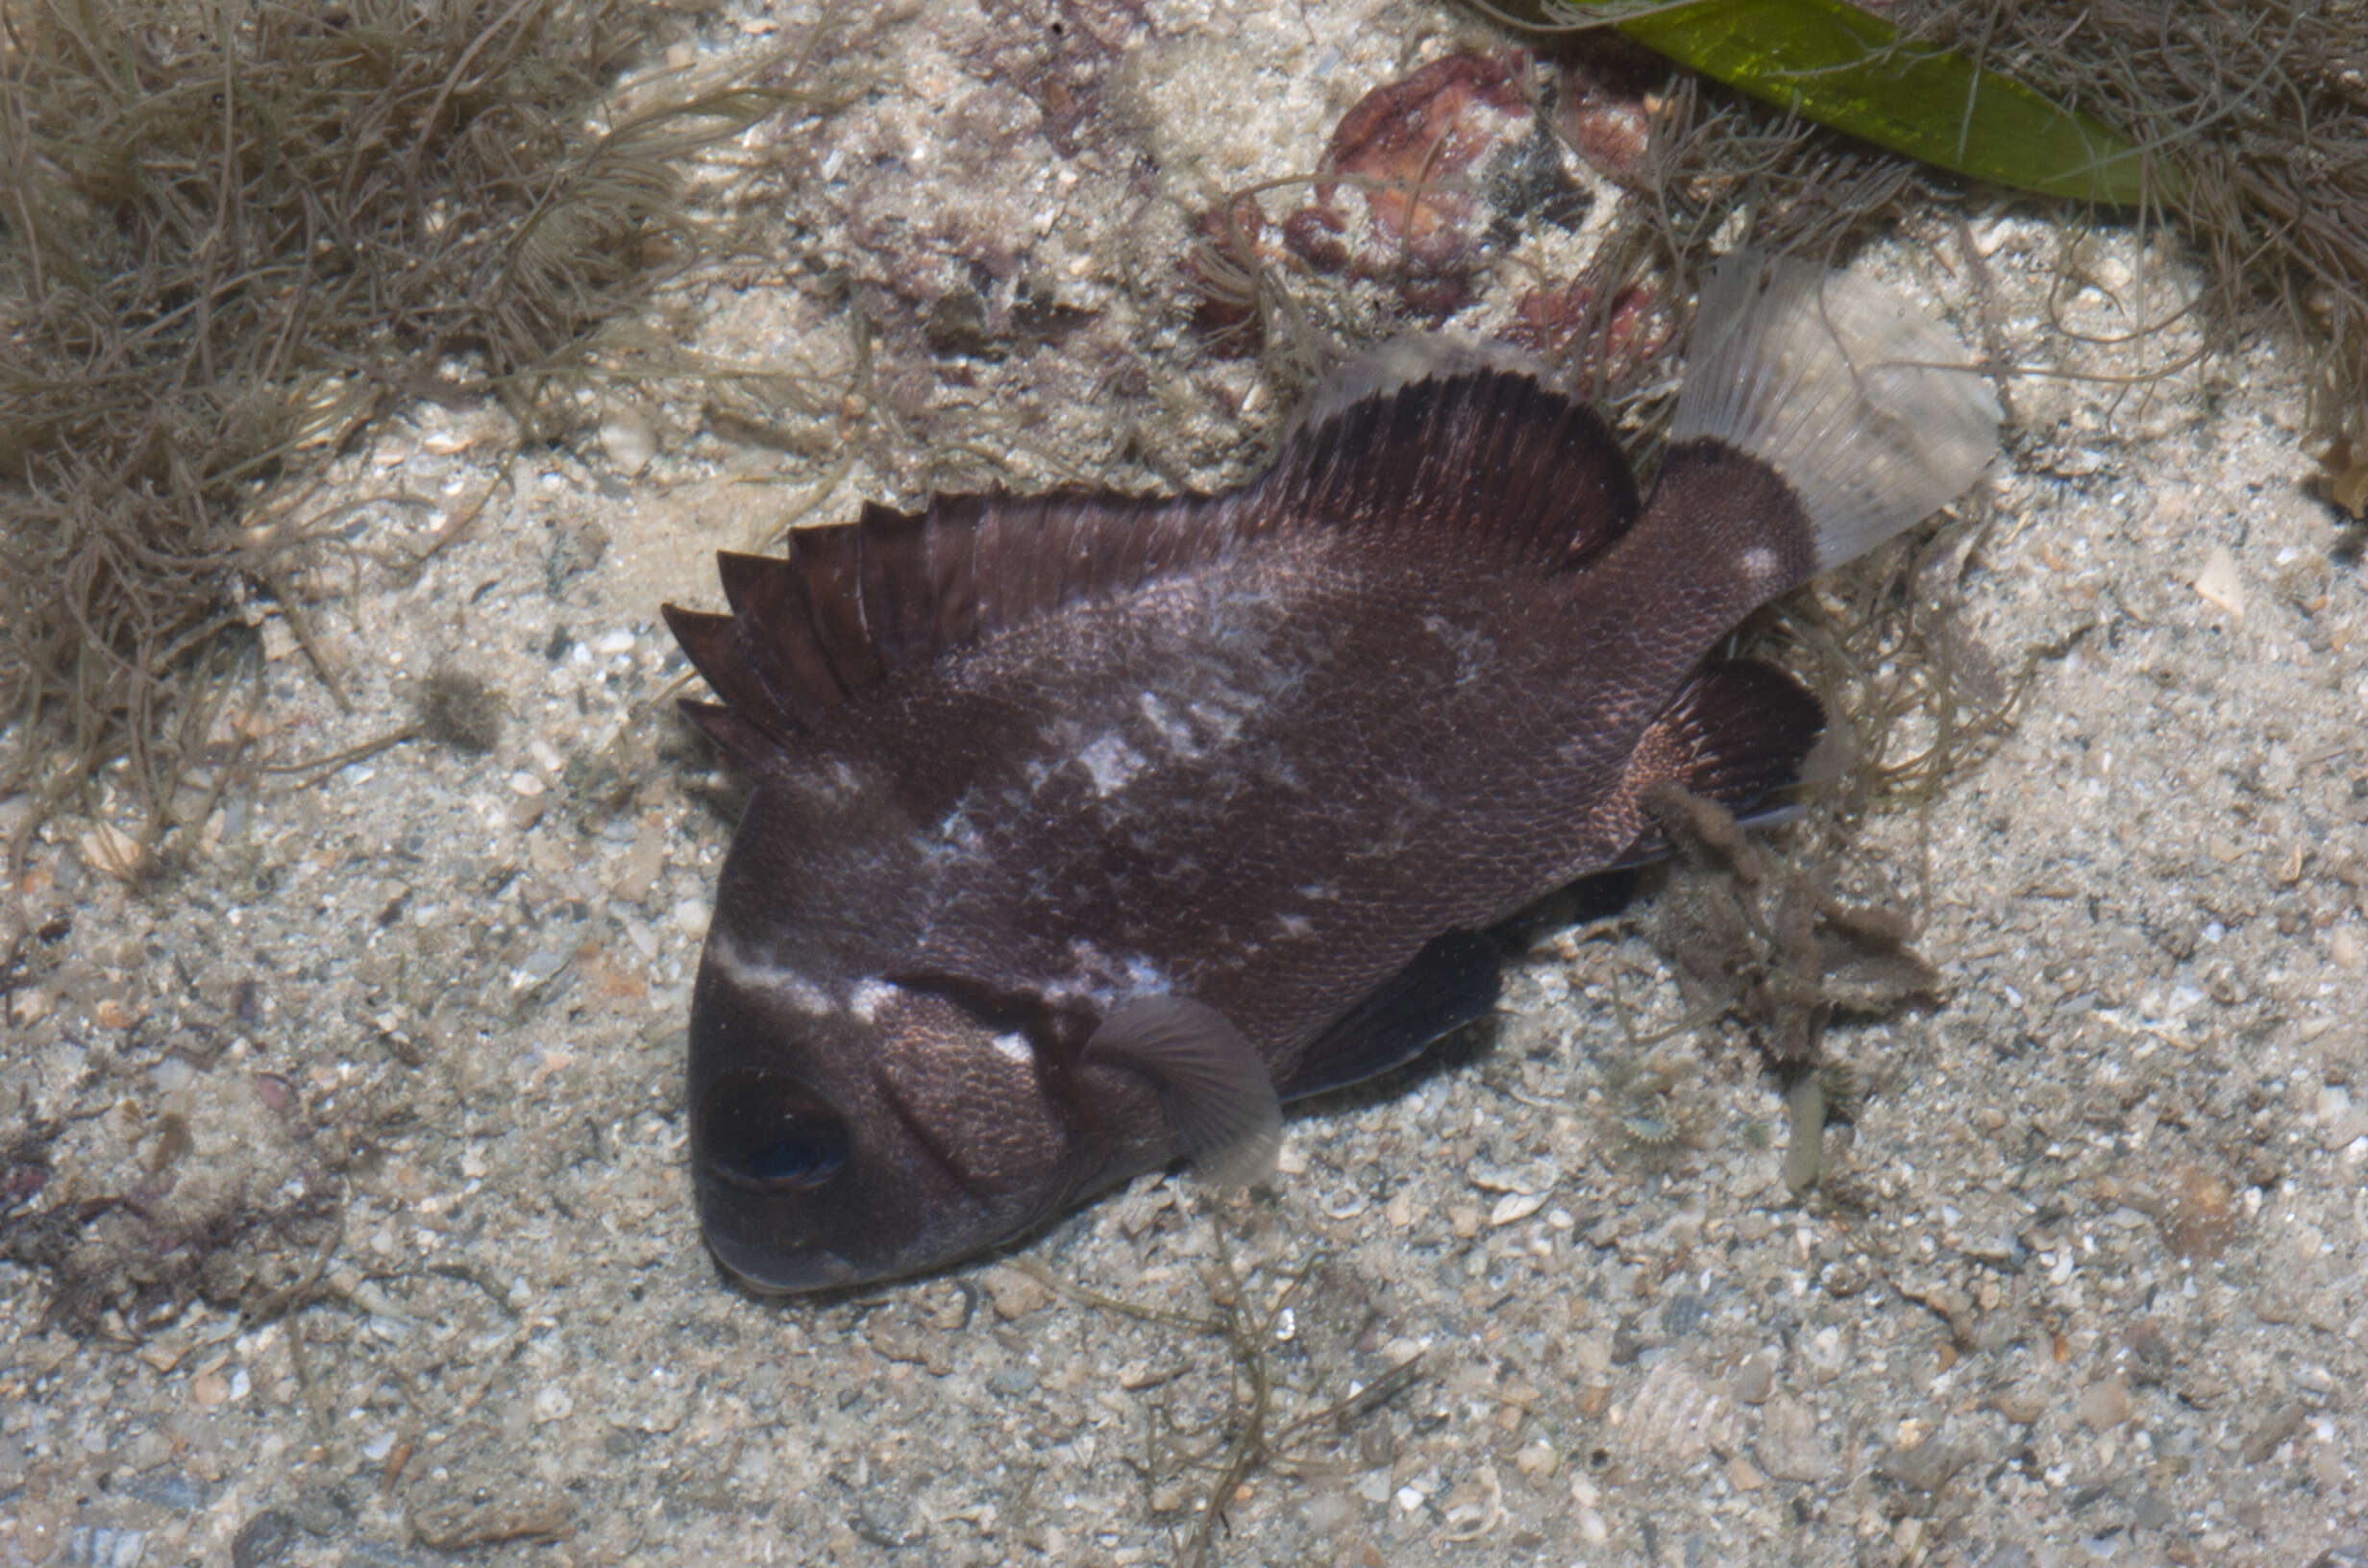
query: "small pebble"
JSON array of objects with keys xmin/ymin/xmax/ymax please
[
  {"xmin": 121, "ymin": 1471, "xmax": 204, "ymax": 1510},
  {"xmin": 1659, "ymin": 1292, "xmax": 1708, "ymax": 1337},
  {"xmin": 231, "ymin": 1510, "xmax": 299, "ymax": 1568},
  {"xmin": 137, "ymin": 1338, "xmax": 191, "ymax": 1374},
  {"xmin": 980, "ymin": 1264, "xmax": 1052, "ymax": 1320},
  {"xmin": 64, "ymin": 1525, "xmax": 146, "ymax": 1568},
  {"xmin": 1319, "ymin": 1184, "xmax": 1369, "ymax": 1219},
  {"xmin": 1488, "ymin": 1191, "xmax": 1547, "ymax": 1227},
  {"xmin": 1468, "ymin": 1157, "xmax": 1558, "ymax": 1194},
  {"xmin": 599, "ymin": 405, "xmax": 658, "ymax": 475},
  {"xmin": 986, "ymin": 1365, "xmax": 1038, "ymax": 1397},
  {"xmin": 2191, "ymin": 546, "xmax": 2247, "ymax": 618},
  {"xmin": 2075, "ymin": 1376, "xmax": 2133, "ymax": 1430},
  {"xmin": 1756, "ymin": 1397, "xmax": 1836, "ymax": 1482},
  {"xmin": 1729, "ymin": 1353, "xmax": 1776, "ymax": 1406}
]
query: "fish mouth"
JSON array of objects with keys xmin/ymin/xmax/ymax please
[
  {"xmin": 701, "ymin": 1222, "xmax": 860, "ymax": 1296},
  {"xmin": 696, "ymin": 1166, "xmax": 862, "ymax": 1294}
]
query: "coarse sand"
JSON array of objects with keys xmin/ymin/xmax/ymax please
[{"xmin": 5, "ymin": 4, "xmax": 2366, "ymax": 1565}]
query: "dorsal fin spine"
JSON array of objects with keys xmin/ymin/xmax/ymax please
[
  {"xmin": 714, "ymin": 551, "xmax": 841, "ymax": 728},
  {"xmin": 787, "ymin": 526, "xmax": 882, "ymax": 693},
  {"xmin": 666, "ymin": 360, "xmax": 1644, "ymax": 738}
]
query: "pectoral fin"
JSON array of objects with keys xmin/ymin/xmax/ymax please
[{"xmin": 1085, "ymin": 996, "xmax": 1283, "ymax": 1188}]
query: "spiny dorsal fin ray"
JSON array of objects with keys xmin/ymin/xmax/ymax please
[
  {"xmin": 660, "ymin": 604, "xmax": 797, "ymax": 747},
  {"xmin": 785, "ymin": 522, "xmax": 883, "ymax": 694},
  {"xmin": 717, "ymin": 551, "xmax": 842, "ymax": 723},
  {"xmin": 674, "ymin": 697, "xmax": 781, "ymax": 765},
  {"xmin": 663, "ymin": 357, "xmax": 1643, "ymax": 748}
]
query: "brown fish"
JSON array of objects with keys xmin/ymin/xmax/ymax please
[{"xmin": 662, "ymin": 253, "xmax": 1999, "ymax": 1293}]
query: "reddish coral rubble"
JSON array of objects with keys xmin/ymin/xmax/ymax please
[{"xmin": 1280, "ymin": 51, "xmax": 1544, "ymax": 316}]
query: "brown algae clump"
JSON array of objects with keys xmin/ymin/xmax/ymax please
[{"xmin": 0, "ymin": 0, "xmax": 797, "ymax": 868}]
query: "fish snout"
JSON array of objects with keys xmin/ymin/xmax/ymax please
[{"xmin": 690, "ymin": 1064, "xmax": 864, "ymax": 1291}]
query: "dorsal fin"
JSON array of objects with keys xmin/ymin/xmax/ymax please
[
  {"xmin": 1225, "ymin": 366, "xmax": 1641, "ymax": 570},
  {"xmin": 663, "ymin": 359, "xmax": 1642, "ymax": 756},
  {"xmin": 1290, "ymin": 333, "xmax": 1544, "ymax": 436}
]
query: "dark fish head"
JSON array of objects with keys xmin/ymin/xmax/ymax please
[{"xmin": 686, "ymin": 941, "xmax": 1097, "ymax": 1294}]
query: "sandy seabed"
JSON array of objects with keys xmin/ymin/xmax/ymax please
[{"xmin": 5, "ymin": 4, "xmax": 2366, "ymax": 1566}]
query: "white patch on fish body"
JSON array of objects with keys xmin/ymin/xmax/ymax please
[
  {"xmin": 1137, "ymin": 692, "xmax": 1201, "ymax": 757},
  {"xmin": 1187, "ymin": 698, "xmax": 1246, "ymax": 746},
  {"xmin": 1051, "ymin": 940, "xmax": 1175, "ymax": 1010},
  {"xmin": 1738, "ymin": 543, "xmax": 1781, "ymax": 587},
  {"xmin": 706, "ymin": 933, "xmax": 835, "ymax": 1017},
  {"xmin": 990, "ymin": 1031, "xmax": 1036, "ymax": 1066},
  {"xmin": 787, "ymin": 756, "xmax": 870, "ymax": 811},
  {"xmin": 849, "ymin": 977, "xmax": 900, "ymax": 1024},
  {"xmin": 913, "ymin": 803, "xmax": 990, "ymax": 872},
  {"xmin": 1076, "ymin": 731, "xmax": 1148, "ymax": 796},
  {"xmin": 1420, "ymin": 614, "xmax": 1496, "ymax": 684},
  {"xmin": 1276, "ymin": 912, "xmax": 1317, "ymax": 940}
]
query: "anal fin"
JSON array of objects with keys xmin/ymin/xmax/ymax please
[
  {"xmin": 1607, "ymin": 658, "xmax": 1826, "ymax": 867},
  {"xmin": 1281, "ymin": 930, "xmax": 1503, "ymax": 1100}
]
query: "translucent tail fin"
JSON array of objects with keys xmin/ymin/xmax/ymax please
[{"xmin": 1672, "ymin": 252, "xmax": 2002, "ymax": 570}]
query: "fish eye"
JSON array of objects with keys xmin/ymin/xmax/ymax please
[{"xmin": 699, "ymin": 1069, "xmax": 851, "ymax": 1192}]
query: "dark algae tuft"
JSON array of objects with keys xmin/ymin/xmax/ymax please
[{"xmin": 414, "ymin": 668, "xmax": 507, "ymax": 756}]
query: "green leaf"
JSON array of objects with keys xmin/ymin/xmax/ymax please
[{"xmin": 1539, "ymin": 0, "xmax": 2161, "ymax": 206}]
